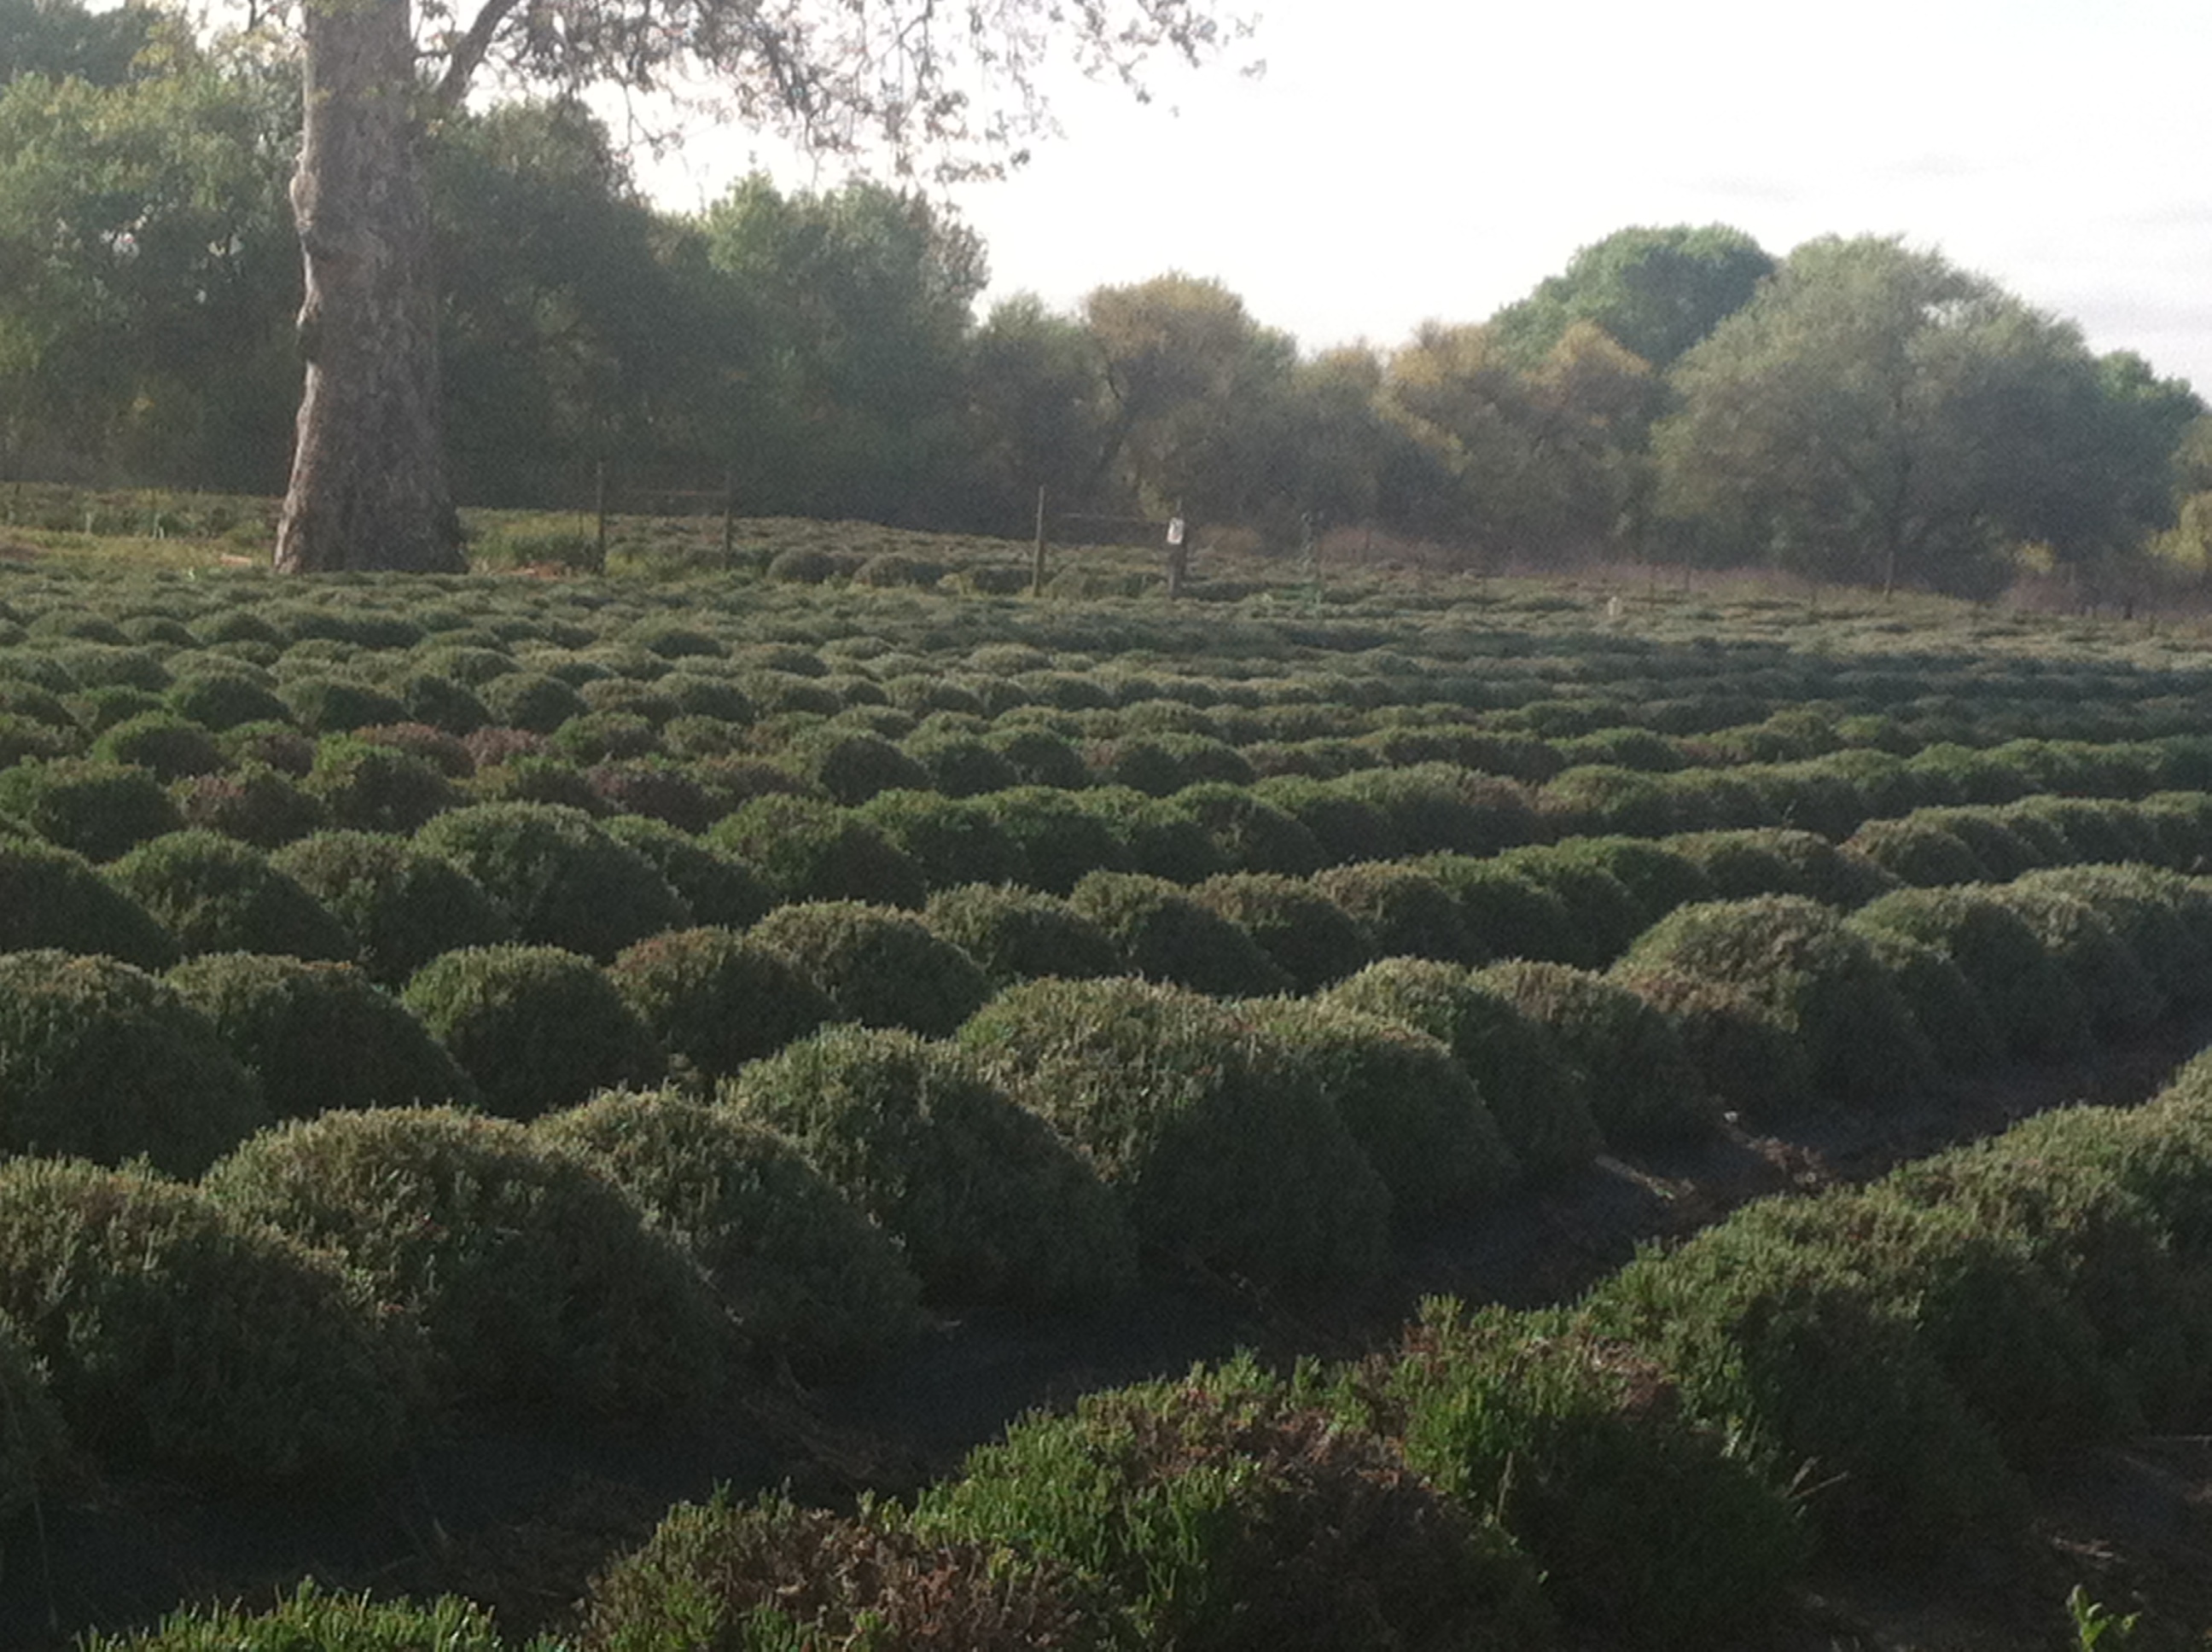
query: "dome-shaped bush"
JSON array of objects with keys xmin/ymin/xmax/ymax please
[
  {"xmin": 1492, "ymin": 846, "xmax": 1650, "ymax": 969},
  {"xmin": 853, "ymin": 788, "xmax": 1024, "ymax": 891},
  {"xmin": 959, "ymin": 978, "xmax": 1391, "ymax": 1284},
  {"xmin": 600, "ymin": 814, "xmax": 775, "ymax": 928},
  {"xmin": 912, "ymin": 1358, "xmax": 1551, "ymax": 1652},
  {"xmin": 584, "ymin": 759, "xmax": 719, "ymax": 831},
  {"xmin": 0, "ymin": 1315, "xmax": 63, "ymax": 1525},
  {"xmin": 403, "ymin": 944, "xmax": 664, "ymax": 1118},
  {"xmin": 1193, "ymin": 871, "xmax": 1372, "ymax": 992},
  {"xmin": 608, "ymin": 927, "xmax": 836, "ymax": 1080},
  {"xmin": 301, "ymin": 734, "xmax": 462, "ymax": 833},
  {"xmin": 0, "ymin": 836, "xmax": 177, "ymax": 966},
  {"xmin": 276, "ymin": 675, "xmax": 409, "ymax": 735},
  {"xmin": 984, "ymin": 725, "xmax": 1090, "ymax": 790},
  {"xmin": 1845, "ymin": 817, "xmax": 1989, "ymax": 887},
  {"xmin": 1848, "ymin": 887, "xmax": 2090, "ymax": 1062},
  {"xmin": 1608, "ymin": 964, "xmax": 1817, "ymax": 1126},
  {"xmin": 104, "ymin": 829, "xmax": 356, "ymax": 960},
  {"xmin": 168, "ymin": 952, "xmax": 474, "ymax": 1120},
  {"xmin": 788, "ymin": 727, "xmax": 933, "ymax": 806},
  {"xmin": 1988, "ymin": 883, "xmax": 2165, "ymax": 1039},
  {"xmin": 902, "ymin": 730, "xmax": 1020, "ymax": 797},
  {"xmin": 1850, "ymin": 925, "xmax": 2004, "ymax": 1073},
  {"xmin": 1159, "ymin": 782, "xmax": 1326, "ymax": 875},
  {"xmin": 2014, "ymin": 863, "xmax": 2212, "ymax": 1006},
  {"xmin": 0, "ymin": 757, "xmax": 183, "ymax": 860},
  {"xmin": 1523, "ymin": 836, "xmax": 1714, "ymax": 934},
  {"xmin": 480, "ymin": 669, "xmax": 589, "ymax": 733},
  {"xmin": 89, "ymin": 711, "xmax": 225, "ymax": 782},
  {"xmin": 747, "ymin": 899, "xmax": 993, "ymax": 1036},
  {"xmin": 1622, "ymin": 896, "xmax": 1936, "ymax": 1113},
  {"xmin": 1474, "ymin": 961, "xmax": 1718, "ymax": 1144},
  {"xmin": 581, "ymin": 1494, "xmax": 1095, "ymax": 1652},
  {"xmin": 1321, "ymin": 959, "xmax": 1604, "ymax": 1178},
  {"xmin": 393, "ymin": 669, "xmax": 492, "ymax": 735},
  {"xmin": 80, "ymin": 1582, "xmax": 511, "ymax": 1652},
  {"xmin": 968, "ymin": 784, "xmax": 1130, "ymax": 894},
  {"xmin": 269, "ymin": 829, "xmax": 512, "ymax": 985},
  {"xmin": 0, "ymin": 1158, "xmax": 407, "ymax": 1482},
  {"xmin": 1416, "ymin": 855, "xmax": 1578, "ymax": 965},
  {"xmin": 206, "ymin": 1107, "xmax": 722, "ymax": 1416},
  {"xmin": 1068, "ymin": 870, "xmax": 1294, "ymax": 998},
  {"xmin": 920, "ymin": 882, "xmax": 1125, "ymax": 989},
  {"xmin": 733, "ymin": 1027, "xmax": 1136, "ymax": 1309},
  {"xmin": 1245, "ymin": 998, "xmax": 1520, "ymax": 1230},
  {"xmin": 708, "ymin": 793, "xmax": 928, "ymax": 910},
  {"xmin": 1336, "ymin": 765, "xmax": 1540, "ymax": 856},
  {"xmin": 1313, "ymin": 861, "xmax": 1481, "ymax": 965},
  {"xmin": 1251, "ymin": 774, "xmax": 1406, "ymax": 864},
  {"xmin": 170, "ymin": 762, "xmax": 329, "ymax": 848},
  {"xmin": 164, "ymin": 669, "xmax": 291, "ymax": 731},
  {"xmin": 0, "ymin": 950, "xmax": 267, "ymax": 1173},
  {"xmin": 416, "ymin": 801, "xmax": 691, "ymax": 960},
  {"xmin": 533, "ymin": 1091, "xmax": 923, "ymax": 1376}
]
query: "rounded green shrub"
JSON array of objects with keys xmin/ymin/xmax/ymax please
[
  {"xmin": 922, "ymin": 883, "xmax": 1126, "ymax": 989},
  {"xmin": 1608, "ymin": 964, "xmax": 1818, "ymax": 1126},
  {"xmin": 0, "ymin": 835, "xmax": 177, "ymax": 966},
  {"xmin": 1622, "ymin": 896, "xmax": 1935, "ymax": 1113},
  {"xmin": 747, "ymin": 899, "xmax": 993, "ymax": 1036},
  {"xmin": 1492, "ymin": 846, "xmax": 1649, "ymax": 968},
  {"xmin": 0, "ymin": 1315, "xmax": 63, "ymax": 1526},
  {"xmin": 1069, "ymin": 870, "xmax": 1295, "ymax": 998},
  {"xmin": 788, "ymin": 727, "xmax": 933, "ymax": 806},
  {"xmin": 2015, "ymin": 863, "xmax": 2212, "ymax": 1005},
  {"xmin": 1416, "ymin": 854, "xmax": 1578, "ymax": 964},
  {"xmin": 1848, "ymin": 887, "xmax": 2091, "ymax": 1061},
  {"xmin": 105, "ymin": 829, "xmax": 356, "ymax": 960},
  {"xmin": 960, "ymin": 978, "xmax": 1391, "ymax": 1285},
  {"xmin": 163, "ymin": 668, "xmax": 291, "ymax": 731},
  {"xmin": 276, "ymin": 675, "xmax": 408, "ymax": 734},
  {"xmin": 902, "ymin": 730, "xmax": 1020, "ymax": 797},
  {"xmin": 1850, "ymin": 925, "xmax": 2004, "ymax": 1073},
  {"xmin": 608, "ymin": 927, "xmax": 835, "ymax": 1080},
  {"xmin": 1320, "ymin": 959, "xmax": 1604, "ymax": 1178},
  {"xmin": 416, "ymin": 801, "xmax": 691, "ymax": 961},
  {"xmin": 1313, "ymin": 861, "xmax": 1481, "ymax": 964},
  {"xmin": 269, "ymin": 829, "xmax": 512, "ymax": 985},
  {"xmin": 301, "ymin": 734, "xmax": 462, "ymax": 832},
  {"xmin": 733, "ymin": 1026, "xmax": 1136, "ymax": 1309},
  {"xmin": 0, "ymin": 1158, "xmax": 406, "ymax": 1482},
  {"xmin": 601, "ymin": 816, "xmax": 776, "ymax": 929},
  {"xmin": 0, "ymin": 757, "xmax": 183, "ymax": 860},
  {"xmin": 1244, "ymin": 998, "xmax": 1519, "ymax": 1229},
  {"xmin": 585, "ymin": 759, "xmax": 719, "ymax": 830},
  {"xmin": 0, "ymin": 950, "xmax": 267, "ymax": 1173},
  {"xmin": 207, "ymin": 1107, "xmax": 724, "ymax": 1416},
  {"xmin": 709, "ymin": 793, "xmax": 928, "ymax": 910},
  {"xmin": 971, "ymin": 785, "xmax": 1132, "ymax": 894},
  {"xmin": 533, "ymin": 1092, "xmax": 922, "ymax": 1376},
  {"xmin": 1336, "ymin": 1300, "xmax": 1807, "ymax": 1646},
  {"xmin": 855, "ymin": 788, "xmax": 1024, "ymax": 890},
  {"xmin": 1845, "ymin": 816, "xmax": 1988, "ymax": 887},
  {"xmin": 170, "ymin": 762, "xmax": 329, "ymax": 848},
  {"xmin": 580, "ymin": 1492, "xmax": 1098, "ymax": 1652},
  {"xmin": 1339, "ymin": 765, "xmax": 1540, "ymax": 856},
  {"xmin": 90, "ymin": 711, "xmax": 225, "ymax": 781},
  {"xmin": 1988, "ymin": 882, "xmax": 2165, "ymax": 1038},
  {"xmin": 167, "ymin": 952, "xmax": 473, "ymax": 1120},
  {"xmin": 1192, "ymin": 872, "xmax": 1372, "ymax": 992},
  {"xmin": 83, "ymin": 1582, "xmax": 509, "ymax": 1652},
  {"xmin": 912, "ymin": 1358, "xmax": 1553, "ymax": 1652},
  {"xmin": 403, "ymin": 944, "xmax": 664, "ymax": 1119},
  {"xmin": 1160, "ymin": 782, "xmax": 1325, "ymax": 875},
  {"xmin": 1911, "ymin": 807, "xmax": 2048, "ymax": 881},
  {"xmin": 480, "ymin": 669, "xmax": 589, "ymax": 733},
  {"xmin": 1528, "ymin": 835, "xmax": 1714, "ymax": 933},
  {"xmin": 985, "ymin": 725, "xmax": 1091, "ymax": 789},
  {"xmin": 1251, "ymin": 774, "xmax": 1406, "ymax": 864},
  {"xmin": 1475, "ymin": 960, "xmax": 1719, "ymax": 1144}
]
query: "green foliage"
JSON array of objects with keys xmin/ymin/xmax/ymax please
[
  {"xmin": 608, "ymin": 926, "xmax": 835, "ymax": 1080},
  {"xmin": 171, "ymin": 760, "xmax": 329, "ymax": 848},
  {"xmin": 480, "ymin": 667, "xmax": 591, "ymax": 731},
  {"xmin": 81, "ymin": 1580, "xmax": 513, "ymax": 1652},
  {"xmin": 106, "ymin": 829, "xmax": 357, "ymax": 959},
  {"xmin": 580, "ymin": 1491, "xmax": 1100, "ymax": 1652},
  {"xmin": 206, "ymin": 1106, "xmax": 724, "ymax": 1416},
  {"xmin": 922, "ymin": 882, "xmax": 1126, "ymax": 988},
  {"xmin": 1622, "ymin": 896, "xmax": 1935, "ymax": 1113},
  {"xmin": 1848, "ymin": 887, "xmax": 2092, "ymax": 1060},
  {"xmin": 788, "ymin": 726, "xmax": 933, "ymax": 806},
  {"xmin": 0, "ymin": 755, "xmax": 183, "ymax": 859},
  {"xmin": 0, "ymin": 834, "xmax": 176, "ymax": 964},
  {"xmin": 1475, "ymin": 960, "xmax": 1719, "ymax": 1143},
  {"xmin": 1845, "ymin": 815, "xmax": 1989, "ymax": 887},
  {"xmin": 971, "ymin": 784, "xmax": 1132, "ymax": 894},
  {"xmin": 1190, "ymin": 872, "xmax": 1371, "ymax": 992},
  {"xmin": 1416, "ymin": 853, "xmax": 1578, "ymax": 965},
  {"xmin": 277, "ymin": 675, "xmax": 409, "ymax": 735},
  {"xmin": 2015, "ymin": 863, "xmax": 2212, "ymax": 1005},
  {"xmin": 167, "ymin": 951, "xmax": 474, "ymax": 1119},
  {"xmin": 166, "ymin": 670, "xmax": 291, "ymax": 733},
  {"xmin": 961, "ymin": 978, "xmax": 1392, "ymax": 1285},
  {"xmin": 1322, "ymin": 959, "xmax": 1604, "ymax": 1178},
  {"xmin": 89, "ymin": 709, "xmax": 224, "ymax": 780},
  {"xmin": 302, "ymin": 733, "xmax": 463, "ymax": 831},
  {"xmin": 855, "ymin": 787, "xmax": 1025, "ymax": 889},
  {"xmin": 913, "ymin": 1358, "xmax": 1554, "ymax": 1651},
  {"xmin": 598, "ymin": 815, "xmax": 773, "ymax": 928},
  {"xmin": 0, "ymin": 1313, "xmax": 63, "ymax": 1527},
  {"xmin": 403, "ymin": 943, "xmax": 664, "ymax": 1119},
  {"xmin": 1243, "ymin": 998, "xmax": 1520, "ymax": 1230},
  {"xmin": 1312, "ymin": 861, "xmax": 1481, "ymax": 964},
  {"xmin": 710, "ymin": 793, "xmax": 928, "ymax": 910},
  {"xmin": 747, "ymin": 899, "xmax": 993, "ymax": 1036},
  {"xmin": 732, "ymin": 1026, "xmax": 1136, "ymax": 1309},
  {"xmin": 0, "ymin": 1158, "xmax": 408, "ymax": 1483},
  {"xmin": 269, "ymin": 829, "xmax": 513, "ymax": 985},
  {"xmin": 416, "ymin": 800, "xmax": 691, "ymax": 960},
  {"xmin": 1068, "ymin": 870, "xmax": 1294, "ymax": 998},
  {"xmin": 533, "ymin": 1091, "xmax": 923, "ymax": 1376},
  {"xmin": 1335, "ymin": 1300, "xmax": 1806, "ymax": 1645},
  {"xmin": 1989, "ymin": 882, "xmax": 2165, "ymax": 1038},
  {"xmin": 1850, "ymin": 925, "xmax": 2005, "ymax": 1073},
  {"xmin": 1610, "ymin": 964, "xmax": 1818, "ymax": 1124},
  {"xmin": 0, "ymin": 949, "xmax": 267, "ymax": 1173}
]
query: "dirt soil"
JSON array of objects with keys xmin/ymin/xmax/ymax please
[{"xmin": 8, "ymin": 1017, "xmax": 2212, "ymax": 1651}]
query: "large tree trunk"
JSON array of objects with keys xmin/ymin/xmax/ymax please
[{"xmin": 274, "ymin": 0, "xmax": 464, "ymax": 573}]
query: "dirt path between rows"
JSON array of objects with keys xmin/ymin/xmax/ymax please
[{"xmin": 9, "ymin": 1015, "xmax": 2212, "ymax": 1650}]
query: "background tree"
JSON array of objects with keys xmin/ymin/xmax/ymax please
[
  {"xmin": 273, "ymin": 0, "xmax": 1244, "ymax": 573},
  {"xmin": 1488, "ymin": 223, "xmax": 1773, "ymax": 369},
  {"xmin": 963, "ymin": 293, "xmax": 1114, "ymax": 531}
]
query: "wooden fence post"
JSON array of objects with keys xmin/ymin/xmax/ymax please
[{"xmin": 1031, "ymin": 485, "xmax": 1049, "ymax": 595}]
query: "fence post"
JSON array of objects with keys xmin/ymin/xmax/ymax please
[
  {"xmin": 1031, "ymin": 485, "xmax": 1049, "ymax": 596},
  {"xmin": 592, "ymin": 460, "xmax": 609, "ymax": 573},
  {"xmin": 722, "ymin": 468, "xmax": 738, "ymax": 570}
]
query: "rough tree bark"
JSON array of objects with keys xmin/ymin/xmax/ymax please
[{"xmin": 274, "ymin": 0, "xmax": 464, "ymax": 573}]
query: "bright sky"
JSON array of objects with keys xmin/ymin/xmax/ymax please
[{"xmin": 637, "ymin": 0, "xmax": 2212, "ymax": 395}]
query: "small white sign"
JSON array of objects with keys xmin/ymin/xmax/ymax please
[{"xmin": 1166, "ymin": 515, "xmax": 1186, "ymax": 548}]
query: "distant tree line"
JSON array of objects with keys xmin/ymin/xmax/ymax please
[{"xmin": 3, "ymin": 0, "xmax": 2207, "ymax": 597}]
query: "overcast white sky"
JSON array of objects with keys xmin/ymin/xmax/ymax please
[{"xmin": 637, "ymin": 0, "xmax": 2212, "ymax": 395}]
